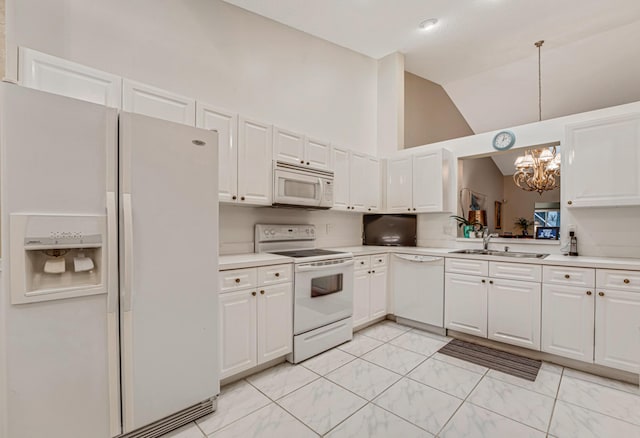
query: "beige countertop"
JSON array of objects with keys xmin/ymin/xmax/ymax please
[{"xmin": 219, "ymin": 246, "xmax": 640, "ymax": 271}]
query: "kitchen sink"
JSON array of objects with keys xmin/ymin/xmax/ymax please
[{"xmin": 449, "ymin": 249, "xmax": 549, "ymax": 259}]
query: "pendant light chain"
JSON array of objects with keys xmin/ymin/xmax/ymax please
[{"xmin": 535, "ymin": 40, "xmax": 544, "ymax": 122}]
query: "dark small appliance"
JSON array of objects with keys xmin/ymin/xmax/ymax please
[{"xmin": 363, "ymin": 214, "xmax": 417, "ymax": 246}]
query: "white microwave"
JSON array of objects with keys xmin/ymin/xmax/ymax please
[{"xmin": 273, "ymin": 161, "xmax": 334, "ymax": 209}]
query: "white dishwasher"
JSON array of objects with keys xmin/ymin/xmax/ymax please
[{"xmin": 392, "ymin": 254, "xmax": 445, "ymax": 329}]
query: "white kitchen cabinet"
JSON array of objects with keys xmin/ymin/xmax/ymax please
[
  {"xmin": 19, "ymin": 47, "xmax": 122, "ymax": 108},
  {"xmin": 332, "ymin": 147, "xmax": 380, "ymax": 212},
  {"xmin": 488, "ymin": 278, "xmax": 541, "ymax": 350},
  {"xmin": 387, "ymin": 149, "xmax": 452, "ymax": 213},
  {"xmin": 273, "ymin": 127, "xmax": 331, "ymax": 170},
  {"xmin": 122, "ymin": 79, "xmax": 195, "ymax": 125},
  {"xmin": 219, "ymin": 289, "xmax": 257, "ymax": 379},
  {"xmin": 444, "ymin": 273, "xmax": 488, "ymax": 337},
  {"xmin": 196, "ymin": 103, "xmax": 238, "ymax": 203},
  {"xmin": 594, "ymin": 288, "xmax": 640, "ymax": 373},
  {"xmin": 564, "ymin": 114, "xmax": 640, "ymax": 208},
  {"xmin": 257, "ymin": 284, "xmax": 293, "ymax": 364},
  {"xmin": 387, "ymin": 156, "xmax": 413, "ymax": 213},
  {"xmin": 541, "ymin": 284, "xmax": 594, "ymax": 362},
  {"xmin": 352, "ymin": 255, "xmax": 388, "ymax": 330},
  {"xmin": 237, "ymin": 117, "xmax": 273, "ymax": 205},
  {"xmin": 219, "ymin": 265, "xmax": 293, "ymax": 379}
]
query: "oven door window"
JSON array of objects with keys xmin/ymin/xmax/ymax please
[
  {"xmin": 311, "ymin": 273, "xmax": 343, "ymax": 297},
  {"xmin": 283, "ymin": 178, "xmax": 318, "ymax": 200}
]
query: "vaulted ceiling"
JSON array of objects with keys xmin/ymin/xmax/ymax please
[{"xmin": 223, "ymin": 0, "xmax": 640, "ymax": 134}]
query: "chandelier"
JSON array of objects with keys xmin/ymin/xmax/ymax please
[
  {"xmin": 513, "ymin": 40, "xmax": 561, "ymax": 195},
  {"xmin": 513, "ymin": 146, "xmax": 560, "ymax": 194}
]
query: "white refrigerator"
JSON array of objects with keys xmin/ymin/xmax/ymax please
[{"xmin": 0, "ymin": 83, "xmax": 219, "ymax": 438}]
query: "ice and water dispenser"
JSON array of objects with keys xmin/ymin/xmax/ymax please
[{"xmin": 10, "ymin": 214, "xmax": 106, "ymax": 304}]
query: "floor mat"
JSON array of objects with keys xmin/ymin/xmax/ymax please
[{"xmin": 438, "ymin": 339, "xmax": 542, "ymax": 381}]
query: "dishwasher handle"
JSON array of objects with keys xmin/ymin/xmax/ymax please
[{"xmin": 394, "ymin": 254, "xmax": 443, "ymax": 263}]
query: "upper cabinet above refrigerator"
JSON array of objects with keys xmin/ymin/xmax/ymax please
[{"xmin": 122, "ymin": 79, "xmax": 196, "ymax": 126}]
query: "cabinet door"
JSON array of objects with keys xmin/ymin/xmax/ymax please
[
  {"xmin": 365, "ymin": 156, "xmax": 381, "ymax": 212},
  {"xmin": 353, "ymin": 269, "xmax": 371, "ymax": 328},
  {"xmin": 257, "ymin": 284, "xmax": 293, "ymax": 364},
  {"xmin": 488, "ymin": 279, "xmax": 541, "ymax": 350},
  {"xmin": 349, "ymin": 152, "xmax": 368, "ymax": 212},
  {"xmin": 122, "ymin": 79, "xmax": 195, "ymax": 125},
  {"xmin": 196, "ymin": 103, "xmax": 238, "ymax": 203},
  {"xmin": 219, "ymin": 289, "xmax": 257, "ymax": 379},
  {"xmin": 273, "ymin": 127, "xmax": 305, "ymax": 165},
  {"xmin": 595, "ymin": 289, "xmax": 640, "ymax": 373},
  {"xmin": 387, "ymin": 156, "xmax": 413, "ymax": 213},
  {"xmin": 565, "ymin": 114, "xmax": 640, "ymax": 208},
  {"xmin": 541, "ymin": 284, "xmax": 594, "ymax": 362},
  {"xmin": 370, "ymin": 268, "xmax": 388, "ymax": 319},
  {"xmin": 19, "ymin": 47, "xmax": 122, "ymax": 108},
  {"xmin": 332, "ymin": 147, "xmax": 350, "ymax": 211},
  {"xmin": 237, "ymin": 117, "xmax": 273, "ymax": 205},
  {"xmin": 305, "ymin": 138, "xmax": 332, "ymax": 170},
  {"xmin": 445, "ymin": 273, "xmax": 487, "ymax": 337},
  {"xmin": 412, "ymin": 150, "xmax": 443, "ymax": 212}
]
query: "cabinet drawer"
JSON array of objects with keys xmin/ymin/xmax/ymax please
[
  {"xmin": 597, "ymin": 269, "xmax": 640, "ymax": 292},
  {"xmin": 220, "ymin": 268, "xmax": 257, "ymax": 292},
  {"xmin": 490, "ymin": 262, "xmax": 541, "ymax": 282},
  {"xmin": 354, "ymin": 256, "xmax": 370, "ymax": 270},
  {"xmin": 543, "ymin": 266, "xmax": 595, "ymax": 287},
  {"xmin": 371, "ymin": 254, "xmax": 388, "ymax": 267},
  {"xmin": 258, "ymin": 264, "xmax": 293, "ymax": 286},
  {"xmin": 445, "ymin": 258, "xmax": 488, "ymax": 276}
]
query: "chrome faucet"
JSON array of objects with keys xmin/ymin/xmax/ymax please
[{"xmin": 482, "ymin": 228, "xmax": 498, "ymax": 250}]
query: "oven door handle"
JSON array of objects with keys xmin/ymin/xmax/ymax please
[{"xmin": 296, "ymin": 259, "xmax": 354, "ymax": 272}]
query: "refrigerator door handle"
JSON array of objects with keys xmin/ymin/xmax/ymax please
[
  {"xmin": 122, "ymin": 193, "xmax": 134, "ymax": 312},
  {"xmin": 106, "ymin": 191, "xmax": 118, "ymax": 314}
]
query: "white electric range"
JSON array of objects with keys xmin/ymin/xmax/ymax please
[{"xmin": 255, "ymin": 224, "xmax": 354, "ymax": 363}]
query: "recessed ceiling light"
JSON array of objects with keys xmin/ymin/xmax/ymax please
[{"xmin": 419, "ymin": 18, "xmax": 439, "ymax": 31}]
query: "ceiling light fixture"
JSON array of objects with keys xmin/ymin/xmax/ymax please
[
  {"xmin": 419, "ymin": 18, "xmax": 438, "ymax": 31},
  {"xmin": 513, "ymin": 40, "xmax": 561, "ymax": 195}
]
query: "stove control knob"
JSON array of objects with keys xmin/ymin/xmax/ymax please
[{"xmin": 310, "ymin": 229, "xmax": 315, "ymax": 234}]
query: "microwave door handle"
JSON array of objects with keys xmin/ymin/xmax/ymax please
[
  {"xmin": 297, "ymin": 259, "xmax": 354, "ymax": 272},
  {"xmin": 318, "ymin": 177, "xmax": 325, "ymax": 205}
]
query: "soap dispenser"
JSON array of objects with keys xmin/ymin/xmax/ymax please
[{"xmin": 569, "ymin": 231, "xmax": 578, "ymax": 256}]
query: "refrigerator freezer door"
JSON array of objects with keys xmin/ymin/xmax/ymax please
[
  {"xmin": 0, "ymin": 84, "xmax": 120, "ymax": 437},
  {"xmin": 119, "ymin": 112, "xmax": 219, "ymax": 432}
]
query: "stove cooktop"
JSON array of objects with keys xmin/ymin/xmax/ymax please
[{"xmin": 270, "ymin": 249, "xmax": 347, "ymax": 258}]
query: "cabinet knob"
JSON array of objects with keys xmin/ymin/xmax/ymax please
[
  {"xmin": 481, "ymin": 279, "xmax": 486, "ymax": 283},
  {"xmin": 407, "ymin": 208, "xmax": 411, "ymax": 211},
  {"xmin": 232, "ymin": 195, "xmax": 237, "ymax": 200},
  {"xmin": 624, "ymin": 278, "xmax": 630, "ymax": 284},
  {"xmin": 564, "ymin": 274, "xmax": 570, "ymax": 279},
  {"xmin": 306, "ymin": 162, "xmax": 310, "ymax": 165},
  {"xmin": 275, "ymin": 272, "xmax": 280, "ymax": 277},
  {"xmin": 360, "ymin": 261, "xmax": 365, "ymax": 265},
  {"xmin": 240, "ymin": 196, "xmax": 245, "ymax": 201},
  {"xmin": 260, "ymin": 290, "xmax": 265, "ymax": 295},
  {"xmin": 586, "ymin": 291, "xmax": 592, "ymax": 296},
  {"xmin": 235, "ymin": 278, "xmax": 241, "ymax": 283},
  {"xmin": 413, "ymin": 208, "xmax": 416, "ymax": 211},
  {"xmin": 567, "ymin": 200, "xmax": 573, "ymax": 205},
  {"xmin": 378, "ymin": 259, "xmax": 382, "ymax": 262},
  {"xmin": 372, "ymin": 270, "xmax": 375, "ymax": 273},
  {"xmin": 251, "ymin": 291, "xmax": 256, "ymax": 296},
  {"xmin": 489, "ymin": 280, "xmax": 494, "ymax": 284},
  {"xmin": 368, "ymin": 208, "xmax": 371, "ymax": 211},
  {"xmin": 368, "ymin": 270, "xmax": 371, "ymax": 274},
  {"xmin": 300, "ymin": 160, "xmax": 305, "ymax": 164},
  {"xmin": 598, "ymin": 291, "xmax": 605, "ymax": 297}
]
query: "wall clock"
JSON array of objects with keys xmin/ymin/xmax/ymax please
[{"xmin": 492, "ymin": 130, "xmax": 516, "ymax": 151}]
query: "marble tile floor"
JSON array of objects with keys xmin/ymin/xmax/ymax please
[{"xmin": 163, "ymin": 320, "xmax": 640, "ymax": 438}]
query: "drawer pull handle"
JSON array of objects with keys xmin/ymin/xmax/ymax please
[
  {"xmin": 586, "ymin": 291, "xmax": 592, "ymax": 296},
  {"xmin": 260, "ymin": 290, "xmax": 265, "ymax": 295},
  {"xmin": 251, "ymin": 291, "xmax": 256, "ymax": 296},
  {"xmin": 275, "ymin": 273, "xmax": 280, "ymax": 277},
  {"xmin": 235, "ymin": 278, "xmax": 241, "ymax": 283},
  {"xmin": 598, "ymin": 291, "xmax": 604, "ymax": 297},
  {"xmin": 564, "ymin": 274, "xmax": 570, "ymax": 279},
  {"xmin": 624, "ymin": 278, "xmax": 630, "ymax": 284}
]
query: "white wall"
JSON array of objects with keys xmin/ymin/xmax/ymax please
[
  {"xmin": 6, "ymin": 0, "xmax": 378, "ymax": 154},
  {"xmin": 444, "ymin": 20, "xmax": 640, "ymax": 134},
  {"xmin": 411, "ymin": 100, "xmax": 640, "ymax": 258},
  {"xmin": 219, "ymin": 205, "xmax": 363, "ymax": 254}
]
